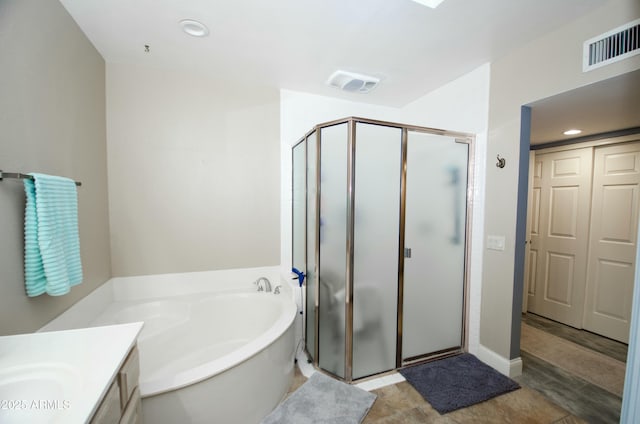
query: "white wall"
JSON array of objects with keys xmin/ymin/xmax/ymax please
[
  {"xmin": 107, "ymin": 63, "xmax": 281, "ymax": 276},
  {"xmin": 481, "ymin": 0, "xmax": 640, "ymax": 362},
  {"xmin": 0, "ymin": 0, "xmax": 111, "ymax": 335},
  {"xmin": 280, "ymin": 63, "xmax": 490, "ymax": 354}
]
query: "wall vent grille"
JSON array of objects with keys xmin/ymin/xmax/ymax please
[{"xmin": 583, "ymin": 19, "xmax": 640, "ymax": 72}]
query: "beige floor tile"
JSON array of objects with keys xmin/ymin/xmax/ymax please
[
  {"xmin": 416, "ymin": 403, "xmax": 463, "ymax": 423},
  {"xmin": 363, "ymin": 385, "xmax": 416, "ymax": 422},
  {"xmin": 447, "ymin": 387, "xmax": 568, "ymax": 424},
  {"xmin": 394, "ymin": 381, "xmax": 429, "ymax": 407},
  {"xmin": 551, "ymin": 414, "xmax": 589, "ymax": 424},
  {"xmin": 289, "ymin": 366, "xmax": 307, "ymax": 391},
  {"xmin": 368, "ymin": 407, "xmax": 459, "ymax": 424}
]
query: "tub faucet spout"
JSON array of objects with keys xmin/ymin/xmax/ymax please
[{"xmin": 254, "ymin": 277, "xmax": 272, "ymax": 292}]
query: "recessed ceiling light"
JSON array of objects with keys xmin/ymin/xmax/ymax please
[
  {"xmin": 563, "ymin": 129, "xmax": 582, "ymax": 135},
  {"xmin": 180, "ymin": 19, "xmax": 209, "ymax": 37},
  {"xmin": 410, "ymin": 0, "xmax": 447, "ymax": 9}
]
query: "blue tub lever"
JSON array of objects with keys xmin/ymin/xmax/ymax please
[{"xmin": 291, "ymin": 268, "xmax": 305, "ymax": 287}]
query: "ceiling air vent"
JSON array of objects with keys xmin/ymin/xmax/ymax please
[
  {"xmin": 326, "ymin": 70, "xmax": 380, "ymax": 93},
  {"xmin": 583, "ymin": 18, "xmax": 640, "ymax": 72}
]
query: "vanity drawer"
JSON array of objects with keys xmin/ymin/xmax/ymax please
[
  {"xmin": 91, "ymin": 380, "xmax": 121, "ymax": 424},
  {"xmin": 118, "ymin": 346, "xmax": 140, "ymax": 409},
  {"xmin": 119, "ymin": 387, "xmax": 142, "ymax": 424}
]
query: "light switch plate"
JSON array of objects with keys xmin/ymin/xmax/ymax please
[{"xmin": 487, "ymin": 235, "xmax": 506, "ymax": 251}]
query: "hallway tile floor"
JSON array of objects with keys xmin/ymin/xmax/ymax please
[
  {"xmin": 519, "ymin": 313, "xmax": 625, "ymax": 423},
  {"xmin": 522, "ymin": 313, "xmax": 627, "ymax": 362},
  {"xmin": 517, "ymin": 351, "xmax": 621, "ymax": 423}
]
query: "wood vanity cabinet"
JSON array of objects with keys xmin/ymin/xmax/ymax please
[{"xmin": 91, "ymin": 345, "xmax": 143, "ymax": 424}]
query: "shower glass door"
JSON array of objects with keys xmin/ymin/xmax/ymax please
[{"xmin": 402, "ymin": 131, "xmax": 468, "ymax": 360}]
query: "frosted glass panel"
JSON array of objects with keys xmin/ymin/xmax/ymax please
[
  {"xmin": 402, "ymin": 131, "xmax": 468, "ymax": 359},
  {"xmin": 305, "ymin": 132, "xmax": 317, "ymax": 361},
  {"xmin": 318, "ymin": 123, "xmax": 348, "ymax": 378},
  {"xmin": 292, "ymin": 141, "xmax": 306, "ymax": 277},
  {"xmin": 352, "ymin": 123, "xmax": 401, "ymax": 379}
]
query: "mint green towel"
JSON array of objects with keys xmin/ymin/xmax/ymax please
[{"xmin": 24, "ymin": 173, "xmax": 83, "ymax": 296}]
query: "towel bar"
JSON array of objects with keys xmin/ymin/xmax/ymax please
[{"xmin": 0, "ymin": 170, "xmax": 82, "ymax": 186}]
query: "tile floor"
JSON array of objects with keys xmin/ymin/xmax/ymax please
[
  {"xmin": 522, "ymin": 313, "xmax": 627, "ymax": 362},
  {"xmin": 285, "ymin": 313, "xmax": 627, "ymax": 423},
  {"xmin": 286, "ymin": 365, "xmax": 583, "ymax": 423},
  {"xmin": 519, "ymin": 313, "xmax": 625, "ymax": 423}
]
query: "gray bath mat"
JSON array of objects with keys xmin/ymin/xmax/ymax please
[
  {"xmin": 399, "ymin": 353, "xmax": 520, "ymax": 414},
  {"xmin": 260, "ymin": 372, "xmax": 376, "ymax": 424}
]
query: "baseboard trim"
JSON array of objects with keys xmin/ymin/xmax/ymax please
[{"xmin": 477, "ymin": 344, "xmax": 523, "ymax": 377}]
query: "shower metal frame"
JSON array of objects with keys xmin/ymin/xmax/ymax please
[{"xmin": 291, "ymin": 116, "xmax": 475, "ymax": 383}]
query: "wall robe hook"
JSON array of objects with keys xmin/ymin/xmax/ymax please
[{"xmin": 496, "ymin": 154, "xmax": 506, "ymax": 168}]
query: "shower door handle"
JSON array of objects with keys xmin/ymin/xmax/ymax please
[{"xmin": 404, "ymin": 247, "xmax": 412, "ymax": 258}]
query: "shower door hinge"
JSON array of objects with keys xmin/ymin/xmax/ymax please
[{"xmin": 404, "ymin": 247, "xmax": 412, "ymax": 258}]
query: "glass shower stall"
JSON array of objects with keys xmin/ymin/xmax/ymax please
[{"xmin": 292, "ymin": 117, "xmax": 473, "ymax": 382}]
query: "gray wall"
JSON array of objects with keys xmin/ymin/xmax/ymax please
[
  {"xmin": 107, "ymin": 63, "xmax": 280, "ymax": 276},
  {"xmin": 0, "ymin": 0, "xmax": 111, "ymax": 335},
  {"xmin": 480, "ymin": 0, "xmax": 640, "ymax": 360}
]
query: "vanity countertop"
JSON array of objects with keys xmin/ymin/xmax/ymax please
[{"xmin": 0, "ymin": 322, "xmax": 143, "ymax": 424}]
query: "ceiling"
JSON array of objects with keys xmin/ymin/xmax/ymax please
[
  {"xmin": 59, "ymin": 0, "xmax": 607, "ymax": 107},
  {"xmin": 529, "ymin": 69, "xmax": 640, "ymax": 145}
]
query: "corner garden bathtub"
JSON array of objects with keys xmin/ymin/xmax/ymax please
[{"xmin": 40, "ymin": 267, "xmax": 297, "ymax": 424}]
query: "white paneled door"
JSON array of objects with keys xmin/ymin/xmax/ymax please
[
  {"xmin": 527, "ymin": 147, "xmax": 593, "ymax": 328},
  {"xmin": 583, "ymin": 142, "xmax": 640, "ymax": 343}
]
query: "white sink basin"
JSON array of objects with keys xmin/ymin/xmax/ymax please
[
  {"xmin": 0, "ymin": 323, "xmax": 143, "ymax": 423},
  {"xmin": 0, "ymin": 363, "xmax": 82, "ymax": 424}
]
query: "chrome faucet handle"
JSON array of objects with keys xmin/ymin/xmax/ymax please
[
  {"xmin": 254, "ymin": 279, "xmax": 264, "ymax": 291},
  {"xmin": 274, "ymin": 285, "xmax": 282, "ymax": 294}
]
